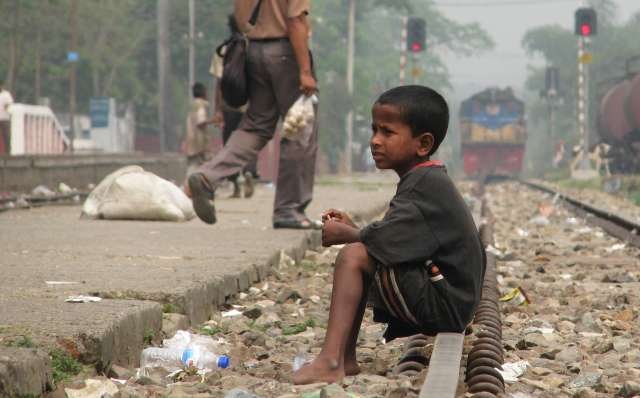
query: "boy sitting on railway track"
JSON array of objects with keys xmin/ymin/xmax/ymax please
[{"xmin": 292, "ymin": 85, "xmax": 486, "ymax": 385}]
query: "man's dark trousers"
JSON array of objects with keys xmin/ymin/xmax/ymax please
[{"xmin": 197, "ymin": 39, "xmax": 317, "ymax": 222}]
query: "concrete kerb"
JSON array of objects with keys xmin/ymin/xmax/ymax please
[{"xmin": 0, "ymin": 201, "xmax": 389, "ymax": 397}]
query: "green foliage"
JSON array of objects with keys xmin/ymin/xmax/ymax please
[
  {"xmin": 0, "ymin": 0, "xmax": 490, "ymax": 167},
  {"xmin": 521, "ymin": 2, "xmax": 640, "ymax": 175},
  {"xmin": 200, "ymin": 324, "xmax": 228, "ymax": 336},
  {"xmin": 162, "ymin": 303, "xmax": 178, "ymax": 314},
  {"xmin": 4, "ymin": 335, "xmax": 35, "ymax": 348},
  {"xmin": 50, "ymin": 349, "xmax": 82, "ymax": 383},
  {"xmin": 281, "ymin": 318, "xmax": 316, "ymax": 336},
  {"xmin": 143, "ymin": 329, "xmax": 155, "ymax": 346}
]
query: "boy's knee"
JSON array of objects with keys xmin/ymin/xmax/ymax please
[{"xmin": 336, "ymin": 243, "xmax": 371, "ymax": 271}]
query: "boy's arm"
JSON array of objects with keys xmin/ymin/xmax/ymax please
[{"xmin": 322, "ymin": 221, "xmax": 360, "ymax": 247}]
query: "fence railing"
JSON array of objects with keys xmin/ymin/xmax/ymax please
[{"xmin": 9, "ymin": 104, "xmax": 69, "ymax": 155}]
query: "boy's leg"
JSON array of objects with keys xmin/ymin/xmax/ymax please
[
  {"xmin": 292, "ymin": 243, "xmax": 375, "ymax": 385},
  {"xmin": 344, "ymin": 279, "xmax": 369, "ymax": 375}
]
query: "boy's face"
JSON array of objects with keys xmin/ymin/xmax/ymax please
[{"xmin": 370, "ymin": 104, "xmax": 434, "ymax": 175}]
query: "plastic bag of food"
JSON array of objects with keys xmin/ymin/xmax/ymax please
[{"xmin": 282, "ymin": 94, "xmax": 318, "ymax": 145}]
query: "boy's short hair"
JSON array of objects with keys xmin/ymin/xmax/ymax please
[
  {"xmin": 375, "ymin": 85, "xmax": 449, "ymax": 156},
  {"xmin": 192, "ymin": 82, "xmax": 206, "ymax": 99}
]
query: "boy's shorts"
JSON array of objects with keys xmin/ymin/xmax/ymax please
[{"xmin": 370, "ymin": 261, "xmax": 464, "ymax": 341}]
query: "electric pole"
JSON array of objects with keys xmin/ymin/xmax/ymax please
[
  {"xmin": 399, "ymin": 16, "xmax": 408, "ymax": 85},
  {"xmin": 69, "ymin": 0, "xmax": 78, "ymax": 153},
  {"xmin": 157, "ymin": 0, "xmax": 170, "ymax": 153},
  {"xmin": 188, "ymin": 0, "xmax": 195, "ymax": 94},
  {"xmin": 345, "ymin": 0, "xmax": 355, "ymax": 174}
]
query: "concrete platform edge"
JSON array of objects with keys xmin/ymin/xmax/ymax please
[{"xmin": 0, "ymin": 201, "xmax": 388, "ymax": 397}]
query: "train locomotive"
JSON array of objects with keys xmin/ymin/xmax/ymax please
[
  {"xmin": 597, "ymin": 63, "xmax": 640, "ymax": 173},
  {"xmin": 460, "ymin": 87, "xmax": 527, "ymax": 177}
]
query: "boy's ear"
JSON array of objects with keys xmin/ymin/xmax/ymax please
[{"xmin": 416, "ymin": 132, "xmax": 434, "ymax": 157}]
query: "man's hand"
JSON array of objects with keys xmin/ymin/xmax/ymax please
[
  {"xmin": 322, "ymin": 208, "xmax": 356, "ymax": 228},
  {"xmin": 322, "ymin": 220, "xmax": 360, "ymax": 247},
  {"xmin": 212, "ymin": 111, "xmax": 224, "ymax": 129},
  {"xmin": 299, "ymin": 71, "xmax": 317, "ymax": 96}
]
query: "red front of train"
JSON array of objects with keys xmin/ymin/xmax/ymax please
[{"xmin": 460, "ymin": 88, "xmax": 527, "ymax": 177}]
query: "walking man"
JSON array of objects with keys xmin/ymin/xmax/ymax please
[
  {"xmin": 189, "ymin": 0, "xmax": 319, "ymax": 229},
  {"xmin": 0, "ymin": 83, "xmax": 14, "ymax": 154}
]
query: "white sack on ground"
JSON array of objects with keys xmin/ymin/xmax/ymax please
[{"xmin": 82, "ymin": 165, "xmax": 195, "ymax": 221}]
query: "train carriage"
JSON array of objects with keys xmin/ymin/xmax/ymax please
[{"xmin": 460, "ymin": 88, "xmax": 527, "ymax": 177}]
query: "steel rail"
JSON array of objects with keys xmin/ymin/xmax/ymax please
[
  {"xmin": 521, "ymin": 180, "xmax": 640, "ymax": 248},
  {"xmin": 393, "ymin": 179, "xmax": 504, "ymax": 397}
]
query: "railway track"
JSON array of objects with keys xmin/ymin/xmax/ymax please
[
  {"xmin": 521, "ymin": 179, "xmax": 640, "ymax": 248},
  {"xmin": 393, "ymin": 179, "xmax": 506, "ymax": 398},
  {"xmin": 397, "ymin": 177, "xmax": 640, "ymax": 397}
]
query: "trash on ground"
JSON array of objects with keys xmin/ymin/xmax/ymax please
[
  {"xmin": 528, "ymin": 215, "xmax": 550, "ymax": 226},
  {"xmin": 222, "ymin": 309, "xmax": 243, "ymax": 318},
  {"xmin": 31, "ymin": 185, "xmax": 55, "ymax": 197},
  {"xmin": 46, "ymin": 281, "xmax": 80, "ymax": 285},
  {"xmin": 292, "ymin": 353, "xmax": 308, "ymax": 372},
  {"xmin": 499, "ymin": 287, "xmax": 530, "ymax": 306},
  {"xmin": 65, "ymin": 378, "xmax": 119, "ymax": 398},
  {"xmin": 497, "ymin": 360, "xmax": 529, "ymax": 383},
  {"xmin": 65, "ymin": 295, "xmax": 102, "ymax": 303},
  {"xmin": 605, "ymin": 243, "xmax": 626, "ymax": 253},
  {"xmin": 58, "ymin": 182, "xmax": 74, "ymax": 193},
  {"xmin": 139, "ymin": 330, "xmax": 229, "ymax": 378},
  {"xmin": 81, "ymin": 165, "xmax": 195, "ymax": 222}
]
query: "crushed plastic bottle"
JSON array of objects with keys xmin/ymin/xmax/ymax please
[
  {"xmin": 140, "ymin": 345, "xmax": 229, "ymax": 374},
  {"xmin": 139, "ymin": 330, "xmax": 230, "ymax": 376}
]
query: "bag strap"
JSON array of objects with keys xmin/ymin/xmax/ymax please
[
  {"xmin": 248, "ymin": 0, "xmax": 264, "ymax": 27},
  {"xmin": 215, "ymin": 0, "xmax": 262, "ymax": 57}
]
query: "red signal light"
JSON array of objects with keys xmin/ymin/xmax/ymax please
[
  {"xmin": 580, "ymin": 24, "xmax": 591, "ymax": 36},
  {"xmin": 411, "ymin": 43, "xmax": 423, "ymax": 52}
]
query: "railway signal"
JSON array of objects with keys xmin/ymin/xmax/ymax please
[
  {"xmin": 573, "ymin": 7, "xmax": 598, "ymax": 179},
  {"xmin": 575, "ymin": 7, "xmax": 597, "ymax": 37},
  {"xmin": 407, "ymin": 17, "xmax": 426, "ymax": 53}
]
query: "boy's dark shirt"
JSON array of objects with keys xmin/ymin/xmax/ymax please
[{"xmin": 360, "ymin": 163, "xmax": 485, "ymax": 335}]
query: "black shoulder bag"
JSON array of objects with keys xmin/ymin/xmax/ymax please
[{"xmin": 215, "ymin": 0, "xmax": 263, "ymax": 108}]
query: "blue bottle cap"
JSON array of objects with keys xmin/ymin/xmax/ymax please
[
  {"xmin": 181, "ymin": 348, "xmax": 194, "ymax": 365},
  {"xmin": 217, "ymin": 355, "xmax": 230, "ymax": 369}
]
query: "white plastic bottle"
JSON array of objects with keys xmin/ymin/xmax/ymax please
[{"xmin": 140, "ymin": 345, "xmax": 229, "ymax": 373}]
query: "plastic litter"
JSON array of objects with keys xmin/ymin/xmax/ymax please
[
  {"xmin": 82, "ymin": 165, "xmax": 195, "ymax": 222},
  {"xmin": 224, "ymin": 388, "xmax": 262, "ymax": 398},
  {"xmin": 222, "ymin": 309, "xmax": 243, "ymax": 318},
  {"xmin": 31, "ymin": 185, "xmax": 55, "ymax": 197},
  {"xmin": 605, "ymin": 243, "xmax": 626, "ymax": 253},
  {"xmin": 281, "ymin": 94, "xmax": 318, "ymax": 145},
  {"xmin": 499, "ymin": 287, "xmax": 530, "ymax": 306},
  {"xmin": 139, "ymin": 330, "xmax": 230, "ymax": 376},
  {"xmin": 497, "ymin": 360, "xmax": 529, "ymax": 383},
  {"xmin": 65, "ymin": 378, "xmax": 119, "ymax": 398},
  {"xmin": 65, "ymin": 295, "xmax": 102, "ymax": 303},
  {"xmin": 58, "ymin": 182, "xmax": 73, "ymax": 193},
  {"xmin": 528, "ymin": 215, "xmax": 550, "ymax": 226},
  {"xmin": 292, "ymin": 352, "xmax": 308, "ymax": 372},
  {"xmin": 46, "ymin": 281, "xmax": 80, "ymax": 285}
]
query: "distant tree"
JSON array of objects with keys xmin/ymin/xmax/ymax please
[{"xmin": 521, "ymin": 0, "xmax": 640, "ymax": 175}]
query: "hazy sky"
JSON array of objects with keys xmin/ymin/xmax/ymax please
[{"xmin": 438, "ymin": 0, "xmax": 640, "ymax": 97}]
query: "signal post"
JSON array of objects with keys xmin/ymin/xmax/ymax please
[{"xmin": 572, "ymin": 7, "xmax": 598, "ymax": 179}]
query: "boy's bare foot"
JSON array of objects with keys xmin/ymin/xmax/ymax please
[
  {"xmin": 291, "ymin": 356, "xmax": 344, "ymax": 385},
  {"xmin": 345, "ymin": 360, "xmax": 361, "ymax": 376}
]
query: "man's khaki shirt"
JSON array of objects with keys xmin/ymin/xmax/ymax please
[{"xmin": 234, "ymin": 0, "xmax": 310, "ymax": 39}]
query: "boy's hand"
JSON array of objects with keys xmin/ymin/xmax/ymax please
[
  {"xmin": 321, "ymin": 209, "xmax": 356, "ymax": 228},
  {"xmin": 322, "ymin": 220, "xmax": 360, "ymax": 247}
]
